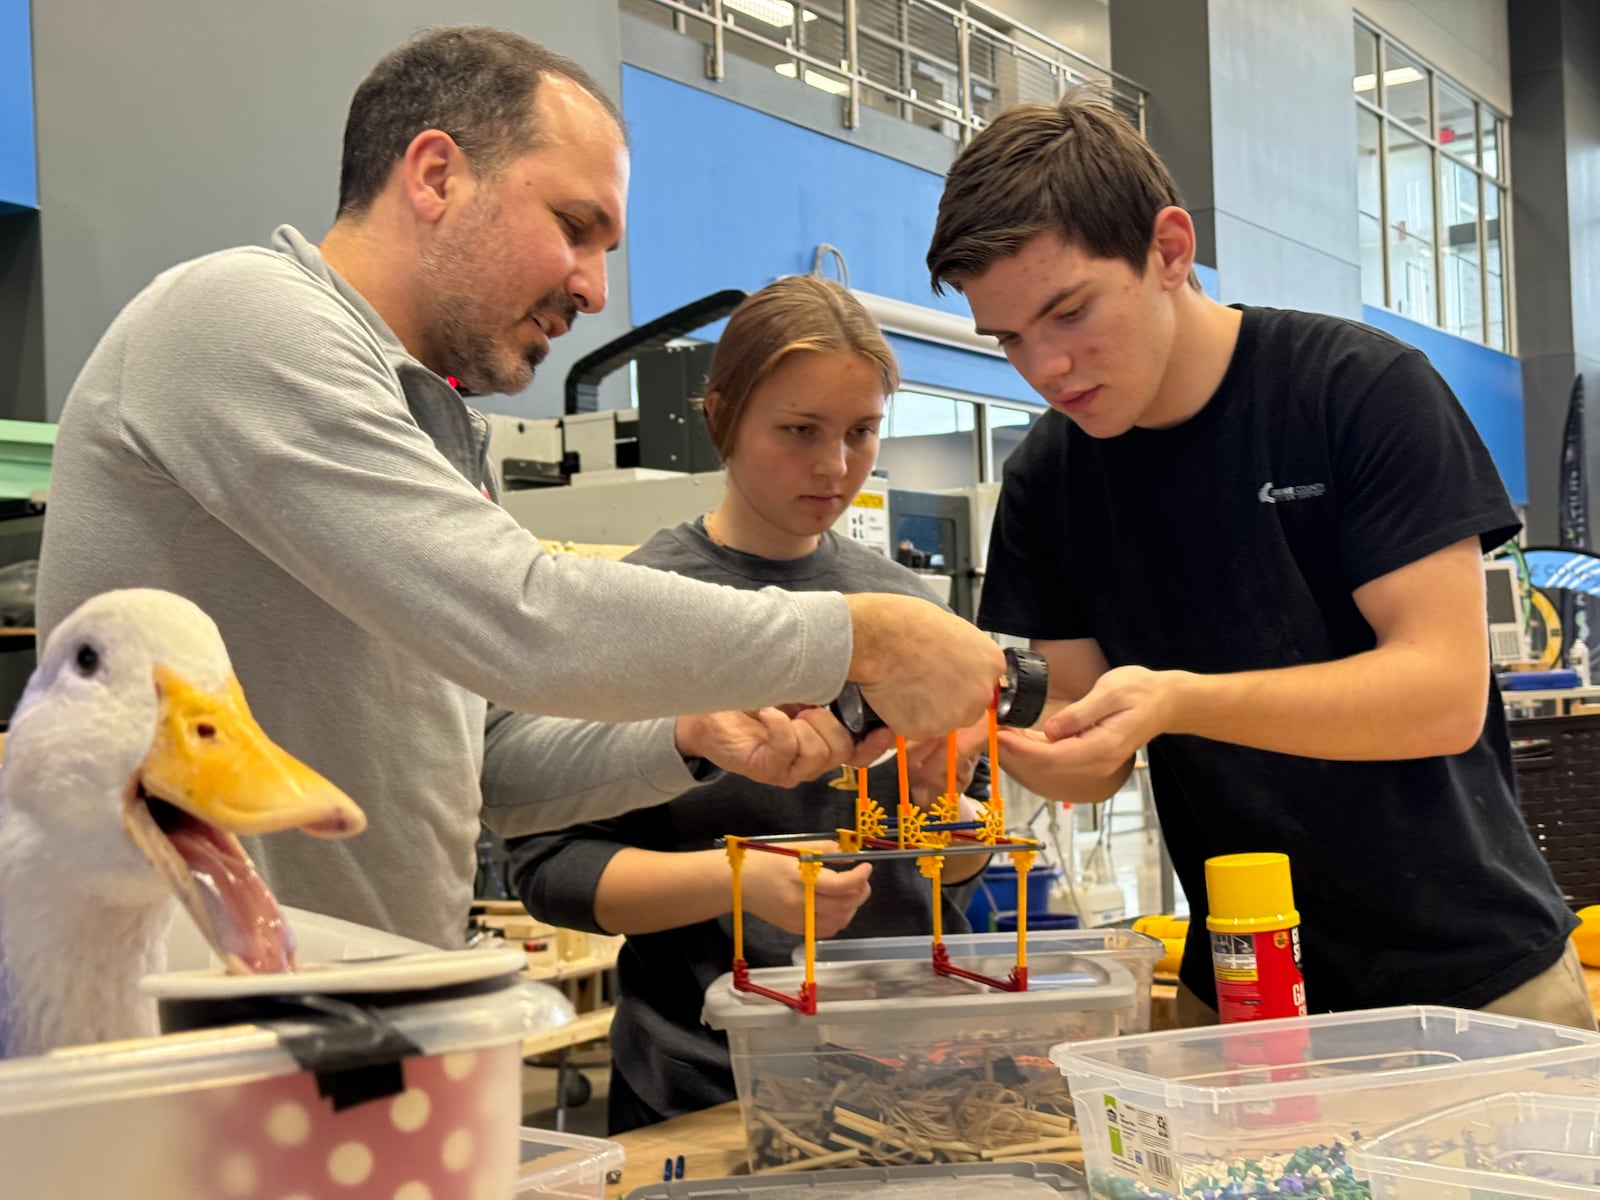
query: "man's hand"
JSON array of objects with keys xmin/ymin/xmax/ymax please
[
  {"xmin": 845, "ymin": 593, "xmax": 1004, "ymax": 740},
  {"xmin": 676, "ymin": 708, "xmax": 893, "ymax": 789},
  {"xmin": 743, "ymin": 842, "xmax": 872, "ymax": 937}
]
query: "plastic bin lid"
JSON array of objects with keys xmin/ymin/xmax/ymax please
[
  {"xmin": 1348, "ymin": 1091, "xmax": 1600, "ymax": 1197},
  {"xmin": 142, "ymin": 947, "xmax": 529, "ymax": 1000},
  {"xmin": 516, "ymin": 1126, "xmax": 625, "ymax": 1195},
  {"xmin": 0, "ymin": 964, "xmax": 570, "ymax": 1119},
  {"xmin": 1052, "ymin": 1005, "xmax": 1600, "ymax": 1106},
  {"xmin": 703, "ymin": 951, "xmax": 1134, "ymax": 1030},
  {"xmin": 803, "ymin": 928, "xmax": 1164, "ymax": 967},
  {"xmin": 623, "ymin": 1160, "xmax": 1086, "ymax": 1199}
]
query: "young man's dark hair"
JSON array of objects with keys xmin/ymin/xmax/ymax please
[
  {"xmin": 927, "ymin": 92, "xmax": 1199, "ymax": 294},
  {"xmin": 337, "ymin": 26, "xmax": 625, "ymax": 217}
]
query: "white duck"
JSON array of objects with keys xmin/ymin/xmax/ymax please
[{"xmin": 0, "ymin": 589, "xmax": 365, "ymax": 1057}]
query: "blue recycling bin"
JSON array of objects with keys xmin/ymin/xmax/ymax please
[{"xmin": 965, "ymin": 864, "xmax": 1061, "ymax": 932}]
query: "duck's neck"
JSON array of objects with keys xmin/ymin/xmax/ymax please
[{"xmin": 0, "ymin": 819, "xmax": 173, "ymax": 1058}]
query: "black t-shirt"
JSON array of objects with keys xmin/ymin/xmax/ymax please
[{"xmin": 980, "ymin": 305, "xmax": 1575, "ymax": 1013}]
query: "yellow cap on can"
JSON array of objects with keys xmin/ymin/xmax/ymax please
[{"xmin": 1205, "ymin": 852, "xmax": 1299, "ymax": 933}]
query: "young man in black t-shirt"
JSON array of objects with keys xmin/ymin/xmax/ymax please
[{"xmin": 927, "ymin": 94, "xmax": 1591, "ymax": 1027}]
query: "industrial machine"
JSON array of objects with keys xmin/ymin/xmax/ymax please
[{"xmin": 491, "ymin": 292, "xmax": 996, "ymax": 622}]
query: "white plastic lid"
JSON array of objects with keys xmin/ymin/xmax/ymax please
[
  {"xmin": 0, "ymin": 968, "xmax": 571, "ymax": 1118},
  {"xmin": 141, "ymin": 947, "xmax": 529, "ymax": 999}
]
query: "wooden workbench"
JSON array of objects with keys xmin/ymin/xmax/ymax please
[{"xmin": 606, "ymin": 967, "xmax": 1600, "ymax": 1193}]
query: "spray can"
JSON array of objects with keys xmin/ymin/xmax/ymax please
[{"xmin": 1205, "ymin": 852, "xmax": 1306, "ymax": 1023}]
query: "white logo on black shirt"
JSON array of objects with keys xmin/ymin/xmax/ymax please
[{"xmin": 1258, "ymin": 481, "xmax": 1327, "ymax": 504}]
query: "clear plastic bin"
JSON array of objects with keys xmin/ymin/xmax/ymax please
[
  {"xmin": 1052, "ymin": 1006, "xmax": 1600, "ymax": 1200},
  {"xmin": 800, "ymin": 929, "xmax": 1164, "ymax": 1031},
  {"xmin": 517, "ymin": 1127, "xmax": 626, "ymax": 1197},
  {"xmin": 1350, "ymin": 1091, "xmax": 1600, "ymax": 1198},
  {"xmin": 704, "ymin": 951, "xmax": 1134, "ymax": 1172}
]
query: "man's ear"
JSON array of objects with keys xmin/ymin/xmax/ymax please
[
  {"xmin": 1149, "ymin": 206, "xmax": 1197, "ymax": 291},
  {"xmin": 400, "ymin": 129, "xmax": 469, "ymax": 225}
]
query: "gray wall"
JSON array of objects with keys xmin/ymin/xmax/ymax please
[
  {"xmin": 984, "ymin": 0, "xmax": 1112, "ymax": 71},
  {"xmin": 1109, "ymin": 0, "xmax": 1362, "ymax": 317},
  {"xmin": 1511, "ymin": 0, "xmax": 1600, "ymax": 541},
  {"xmin": 30, "ymin": 1, "xmax": 629, "ymax": 420}
]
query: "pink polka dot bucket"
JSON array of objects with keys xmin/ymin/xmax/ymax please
[{"xmin": 0, "ymin": 947, "xmax": 558, "ymax": 1198}]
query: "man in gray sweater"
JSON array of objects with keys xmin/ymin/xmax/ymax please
[{"xmin": 35, "ymin": 28, "xmax": 1001, "ymax": 947}]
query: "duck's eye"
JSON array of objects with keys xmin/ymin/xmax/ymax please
[{"xmin": 74, "ymin": 643, "xmax": 100, "ymax": 677}]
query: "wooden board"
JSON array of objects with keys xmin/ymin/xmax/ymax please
[{"xmin": 612, "ymin": 1101, "xmax": 750, "ymax": 1192}]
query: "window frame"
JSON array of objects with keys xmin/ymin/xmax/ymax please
[{"xmin": 1353, "ymin": 15, "xmax": 1513, "ymax": 352}]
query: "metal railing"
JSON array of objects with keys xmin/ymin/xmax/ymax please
[{"xmin": 624, "ymin": 0, "xmax": 1146, "ymax": 142}]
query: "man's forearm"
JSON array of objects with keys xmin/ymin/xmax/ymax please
[{"xmin": 1169, "ymin": 644, "xmax": 1487, "ymax": 760}]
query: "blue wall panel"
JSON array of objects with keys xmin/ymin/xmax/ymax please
[
  {"xmin": 622, "ymin": 65, "xmax": 1038, "ymax": 404},
  {"xmin": 0, "ymin": 0, "xmax": 35, "ymax": 211},
  {"xmin": 1360, "ymin": 305, "xmax": 1526, "ymax": 505}
]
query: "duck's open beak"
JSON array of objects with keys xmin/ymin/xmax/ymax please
[{"xmin": 122, "ymin": 666, "xmax": 366, "ymax": 975}]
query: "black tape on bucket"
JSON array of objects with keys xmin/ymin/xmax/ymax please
[{"xmin": 155, "ymin": 974, "xmax": 516, "ymax": 1111}]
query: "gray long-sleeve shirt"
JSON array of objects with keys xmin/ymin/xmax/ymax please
[{"xmin": 36, "ymin": 226, "xmax": 852, "ymax": 947}]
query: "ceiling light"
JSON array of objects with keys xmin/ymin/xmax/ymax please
[{"xmin": 1353, "ymin": 66, "xmax": 1425, "ymax": 93}]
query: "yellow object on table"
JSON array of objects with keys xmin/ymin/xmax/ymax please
[
  {"xmin": 1575, "ymin": 907, "xmax": 1600, "ymax": 968},
  {"xmin": 1133, "ymin": 914, "xmax": 1188, "ymax": 977}
]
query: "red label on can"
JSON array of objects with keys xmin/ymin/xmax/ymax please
[{"xmin": 1210, "ymin": 925, "xmax": 1306, "ymax": 1022}]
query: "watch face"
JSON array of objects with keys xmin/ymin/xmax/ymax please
[{"xmin": 832, "ymin": 685, "xmax": 869, "ymax": 736}]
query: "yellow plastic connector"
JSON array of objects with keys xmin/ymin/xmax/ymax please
[{"xmin": 976, "ymin": 802, "xmax": 1007, "ymax": 845}]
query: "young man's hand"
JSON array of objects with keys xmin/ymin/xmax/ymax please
[
  {"xmin": 1037, "ymin": 665, "xmax": 1182, "ymax": 772},
  {"xmin": 901, "ymin": 734, "xmax": 980, "ymax": 810}
]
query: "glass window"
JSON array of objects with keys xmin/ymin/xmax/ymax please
[
  {"xmin": 1440, "ymin": 160, "xmax": 1482, "ymax": 340},
  {"xmin": 1353, "ymin": 26, "xmax": 1378, "ymax": 99},
  {"xmin": 1485, "ymin": 184, "xmax": 1506, "ymax": 350},
  {"xmin": 1483, "ymin": 116, "xmax": 1502, "ymax": 180},
  {"xmin": 1436, "ymin": 79, "xmax": 1477, "ymax": 163},
  {"xmin": 1380, "ymin": 44, "xmax": 1430, "ymax": 134},
  {"xmin": 1386, "ymin": 124, "xmax": 1436, "ymax": 323},
  {"xmin": 1352, "ymin": 21, "xmax": 1510, "ymax": 351},
  {"xmin": 1356, "ymin": 109, "xmax": 1386, "ymax": 307},
  {"xmin": 876, "ymin": 390, "xmax": 979, "ymax": 490},
  {"xmin": 988, "ymin": 406, "xmax": 1039, "ymax": 477}
]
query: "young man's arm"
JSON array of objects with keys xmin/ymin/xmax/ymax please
[{"xmin": 1023, "ymin": 535, "xmax": 1488, "ymax": 778}]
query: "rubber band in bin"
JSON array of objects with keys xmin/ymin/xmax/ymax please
[
  {"xmin": 0, "ymin": 947, "xmax": 569, "ymax": 1198},
  {"xmin": 1052, "ymin": 1005, "xmax": 1600, "ymax": 1200},
  {"xmin": 624, "ymin": 1159, "xmax": 1090, "ymax": 1200},
  {"xmin": 796, "ymin": 929, "xmax": 1163, "ymax": 1031},
  {"xmin": 703, "ymin": 951, "xmax": 1134, "ymax": 1172},
  {"xmin": 517, "ymin": 1127, "xmax": 626, "ymax": 1197},
  {"xmin": 1349, "ymin": 1091, "xmax": 1600, "ymax": 1198},
  {"xmin": 1509, "ymin": 713, "xmax": 1600, "ymax": 908}
]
